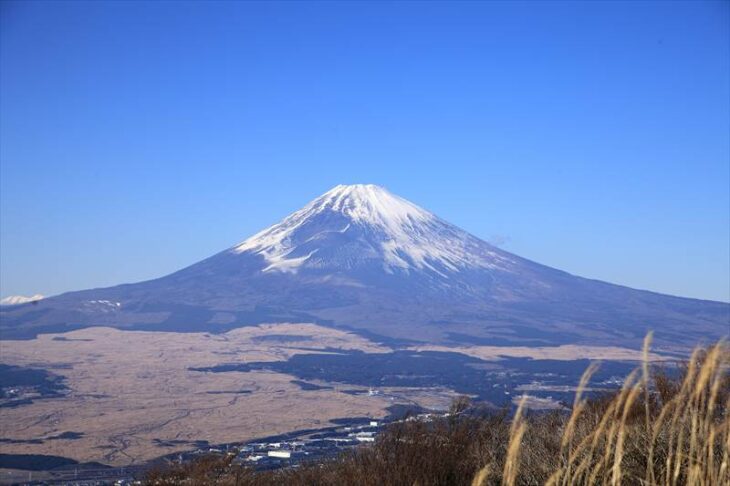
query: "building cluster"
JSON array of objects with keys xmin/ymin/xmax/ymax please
[
  {"xmin": 168, "ymin": 411, "xmax": 444, "ymax": 476},
  {"xmin": 230, "ymin": 420, "xmax": 382, "ymax": 469}
]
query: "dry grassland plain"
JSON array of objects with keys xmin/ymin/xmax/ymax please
[{"xmin": 0, "ymin": 323, "xmax": 655, "ymax": 466}]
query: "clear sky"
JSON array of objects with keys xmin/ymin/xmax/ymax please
[{"xmin": 1, "ymin": 1, "xmax": 728, "ymax": 302}]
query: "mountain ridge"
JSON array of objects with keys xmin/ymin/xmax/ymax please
[{"xmin": 1, "ymin": 184, "xmax": 727, "ymax": 350}]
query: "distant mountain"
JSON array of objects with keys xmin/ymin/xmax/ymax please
[
  {"xmin": 0, "ymin": 294, "xmax": 44, "ymax": 306},
  {"xmin": 1, "ymin": 185, "xmax": 727, "ymax": 351}
]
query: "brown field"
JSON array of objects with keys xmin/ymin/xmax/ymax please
[
  {"xmin": 0, "ymin": 324, "xmax": 662, "ymax": 467},
  {"xmin": 0, "ymin": 324, "xmax": 396, "ymax": 466}
]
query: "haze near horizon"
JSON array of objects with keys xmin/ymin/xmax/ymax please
[{"xmin": 1, "ymin": 1, "xmax": 728, "ymax": 302}]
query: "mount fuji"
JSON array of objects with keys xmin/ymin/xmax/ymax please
[{"xmin": 1, "ymin": 184, "xmax": 727, "ymax": 351}]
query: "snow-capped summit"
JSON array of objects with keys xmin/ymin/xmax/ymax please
[
  {"xmin": 233, "ymin": 184, "xmax": 515, "ymax": 276},
  {"xmin": 298, "ymin": 184, "xmax": 433, "ymax": 225}
]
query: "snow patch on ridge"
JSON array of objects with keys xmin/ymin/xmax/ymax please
[{"xmin": 0, "ymin": 294, "xmax": 44, "ymax": 306}]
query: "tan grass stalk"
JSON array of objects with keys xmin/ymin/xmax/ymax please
[
  {"xmin": 471, "ymin": 463, "xmax": 490, "ymax": 486},
  {"xmin": 558, "ymin": 362, "xmax": 599, "ymax": 486},
  {"xmin": 611, "ymin": 379, "xmax": 641, "ymax": 486},
  {"xmin": 666, "ymin": 349, "xmax": 700, "ymax": 486},
  {"xmin": 719, "ymin": 397, "xmax": 730, "ymax": 484},
  {"xmin": 503, "ymin": 395, "xmax": 527, "ymax": 486},
  {"xmin": 642, "ymin": 332, "xmax": 655, "ymax": 485},
  {"xmin": 598, "ymin": 370, "xmax": 638, "ymax": 483}
]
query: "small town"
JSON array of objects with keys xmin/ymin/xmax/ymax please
[{"xmin": 180, "ymin": 411, "xmax": 443, "ymax": 471}]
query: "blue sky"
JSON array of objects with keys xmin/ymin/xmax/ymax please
[{"xmin": 1, "ymin": 1, "xmax": 728, "ymax": 302}]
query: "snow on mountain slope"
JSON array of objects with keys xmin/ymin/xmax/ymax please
[
  {"xmin": 0, "ymin": 294, "xmax": 44, "ymax": 306},
  {"xmin": 233, "ymin": 184, "xmax": 516, "ymax": 277}
]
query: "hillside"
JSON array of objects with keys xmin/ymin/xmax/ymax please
[{"xmin": 1, "ymin": 185, "xmax": 727, "ymax": 352}]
